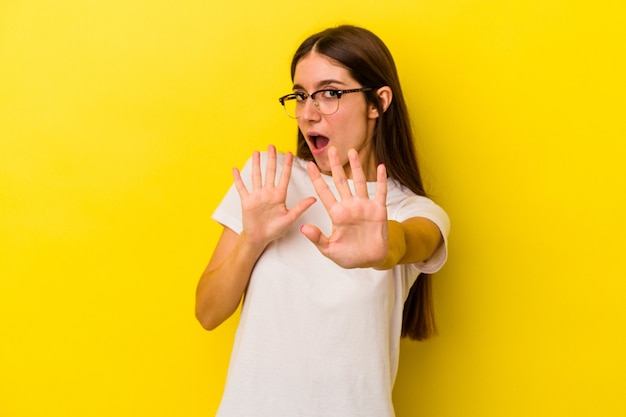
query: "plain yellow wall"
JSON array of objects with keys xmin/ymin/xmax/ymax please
[{"xmin": 1, "ymin": 1, "xmax": 624, "ymax": 416}]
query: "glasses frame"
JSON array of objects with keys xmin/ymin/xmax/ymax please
[{"xmin": 278, "ymin": 87, "xmax": 373, "ymax": 119}]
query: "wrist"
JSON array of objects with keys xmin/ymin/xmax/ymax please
[
  {"xmin": 374, "ymin": 220, "xmax": 406, "ymax": 270},
  {"xmin": 239, "ymin": 231, "xmax": 270, "ymax": 258}
]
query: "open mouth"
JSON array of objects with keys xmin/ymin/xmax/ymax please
[{"xmin": 309, "ymin": 134, "xmax": 330, "ymax": 150}]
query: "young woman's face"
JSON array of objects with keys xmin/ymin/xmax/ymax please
[{"xmin": 293, "ymin": 52, "xmax": 380, "ymax": 180}]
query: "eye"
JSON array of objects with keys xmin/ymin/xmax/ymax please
[
  {"xmin": 295, "ymin": 92, "xmax": 308, "ymax": 102},
  {"xmin": 320, "ymin": 89, "xmax": 339, "ymax": 99}
]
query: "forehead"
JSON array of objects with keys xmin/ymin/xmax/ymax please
[{"xmin": 293, "ymin": 51, "xmax": 356, "ymax": 89}]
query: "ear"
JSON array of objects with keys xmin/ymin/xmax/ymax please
[{"xmin": 368, "ymin": 86, "xmax": 393, "ymax": 119}]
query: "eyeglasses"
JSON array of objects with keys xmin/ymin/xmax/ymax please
[{"xmin": 278, "ymin": 87, "xmax": 373, "ymax": 119}]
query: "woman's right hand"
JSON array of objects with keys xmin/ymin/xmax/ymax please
[
  {"xmin": 196, "ymin": 145, "xmax": 315, "ymax": 330},
  {"xmin": 233, "ymin": 145, "xmax": 316, "ymax": 250}
]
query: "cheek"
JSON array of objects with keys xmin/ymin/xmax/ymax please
[{"xmin": 341, "ymin": 112, "xmax": 369, "ymax": 137}]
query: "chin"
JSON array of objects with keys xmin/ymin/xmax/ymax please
[{"xmin": 310, "ymin": 157, "xmax": 331, "ymax": 175}]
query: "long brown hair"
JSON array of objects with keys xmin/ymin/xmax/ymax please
[{"xmin": 291, "ymin": 25, "xmax": 437, "ymax": 340}]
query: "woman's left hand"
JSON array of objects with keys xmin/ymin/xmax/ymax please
[{"xmin": 300, "ymin": 147, "xmax": 389, "ymax": 268}]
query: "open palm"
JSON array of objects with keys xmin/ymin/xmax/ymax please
[
  {"xmin": 300, "ymin": 148, "xmax": 389, "ymax": 269},
  {"xmin": 234, "ymin": 146, "xmax": 316, "ymax": 250}
]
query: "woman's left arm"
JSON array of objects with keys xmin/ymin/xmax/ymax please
[
  {"xmin": 301, "ymin": 146, "xmax": 443, "ymax": 270},
  {"xmin": 375, "ymin": 217, "xmax": 443, "ymax": 270}
]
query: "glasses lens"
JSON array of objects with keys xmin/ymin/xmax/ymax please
[
  {"xmin": 280, "ymin": 91, "xmax": 341, "ymax": 118},
  {"xmin": 316, "ymin": 91, "xmax": 340, "ymax": 115},
  {"xmin": 281, "ymin": 95, "xmax": 299, "ymax": 118}
]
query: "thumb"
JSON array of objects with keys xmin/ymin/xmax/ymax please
[{"xmin": 300, "ymin": 224, "xmax": 329, "ymax": 254}]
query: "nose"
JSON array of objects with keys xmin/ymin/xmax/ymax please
[{"xmin": 300, "ymin": 96, "xmax": 321, "ymax": 121}]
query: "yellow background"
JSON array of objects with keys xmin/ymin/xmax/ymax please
[{"xmin": 1, "ymin": 1, "xmax": 624, "ymax": 416}]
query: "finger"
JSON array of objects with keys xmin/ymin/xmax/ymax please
[
  {"xmin": 328, "ymin": 147, "xmax": 352, "ymax": 200},
  {"xmin": 307, "ymin": 161, "xmax": 337, "ymax": 213},
  {"xmin": 265, "ymin": 145, "xmax": 277, "ymax": 188},
  {"xmin": 299, "ymin": 224, "xmax": 329, "ymax": 256},
  {"xmin": 277, "ymin": 151, "xmax": 293, "ymax": 190},
  {"xmin": 251, "ymin": 150, "xmax": 262, "ymax": 190},
  {"xmin": 287, "ymin": 196, "xmax": 317, "ymax": 222},
  {"xmin": 232, "ymin": 167, "xmax": 249, "ymax": 197},
  {"xmin": 348, "ymin": 149, "xmax": 368, "ymax": 199},
  {"xmin": 375, "ymin": 163, "xmax": 388, "ymax": 206}
]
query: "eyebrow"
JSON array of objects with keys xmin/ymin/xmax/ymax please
[{"xmin": 292, "ymin": 79, "xmax": 348, "ymax": 91}]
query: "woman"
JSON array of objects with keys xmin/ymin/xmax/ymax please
[{"xmin": 196, "ymin": 25, "xmax": 450, "ymax": 417}]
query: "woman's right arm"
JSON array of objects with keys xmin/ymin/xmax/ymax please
[
  {"xmin": 195, "ymin": 226, "xmax": 266, "ymax": 330},
  {"xmin": 195, "ymin": 146, "xmax": 316, "ymax": 330}
]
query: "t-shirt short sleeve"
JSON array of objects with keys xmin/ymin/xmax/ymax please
[
  {"xmin": 211, "ymin": 154, "xmax": 262, "ymax": 234},
  {"xmin": 394, "ymin": 194, "xmax": 450, "ymax": 274}
]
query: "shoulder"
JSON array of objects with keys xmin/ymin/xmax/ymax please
[
  {"xmin": 385, "ymin": 178, "xmax": 430, "ymax": 209},
  {"xmin": 241, "ymin": 150, "xmax": 308, "ymax": 174},
  {"xmin": 255, "ymin": 150, "xmax": 308, "ymax": 168},
  {"xmin": 386, "ymin": 179, "xmax": 450, "ymax": 235},
  {"xmin": 251, "ymin": 150, "xmax": 311, "ymax": 186}
]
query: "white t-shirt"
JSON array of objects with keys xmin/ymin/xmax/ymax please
[{"xmin": 212, "ymin": 152, "xmax": 450, "ymax": 417}]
